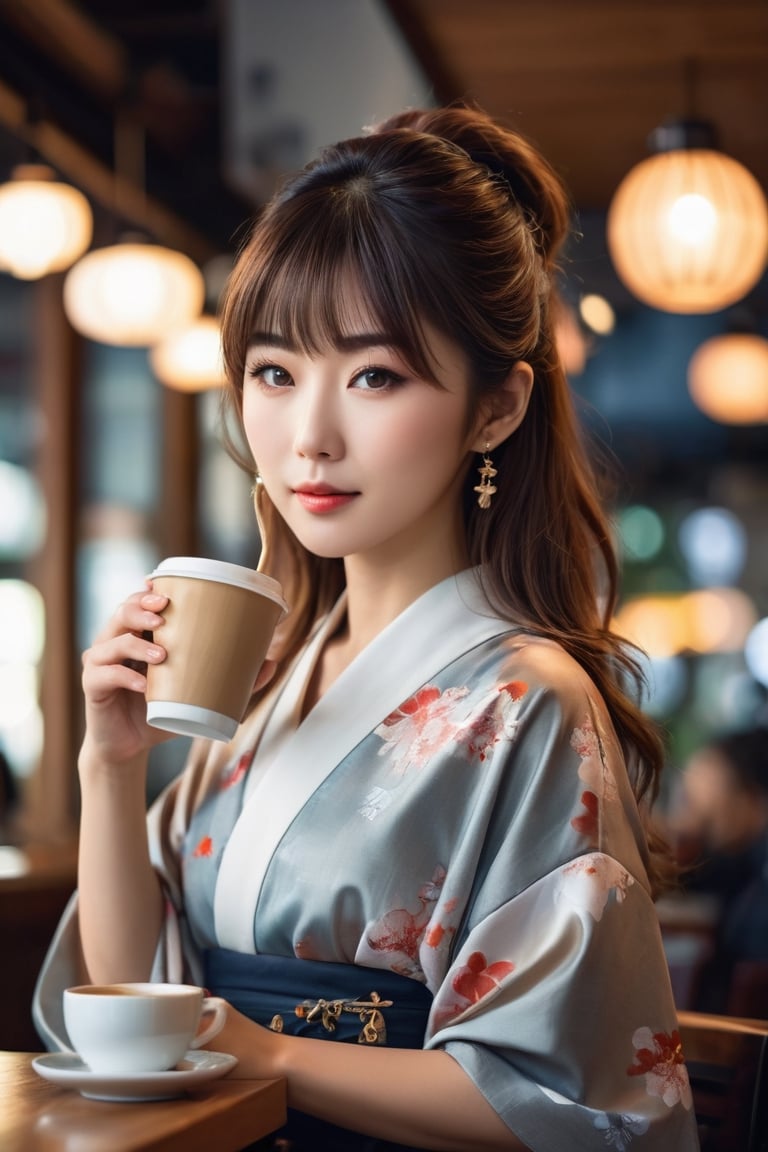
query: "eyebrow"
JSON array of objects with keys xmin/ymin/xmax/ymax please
[{"xmin": 247, "ymin": 330, "xmax": 401, "ymax": 353}]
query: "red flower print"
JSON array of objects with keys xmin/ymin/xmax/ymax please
[
  {"xmin": 380, "ymin": 687, "xmax": 442, "ymax": 728},
  {"xmin": 572, "ymin": 714, "xmax": 618, "ymax": 804},
  {"xmin": 432, "ymin": 950, "xmax": 515, "ymax": 1029},
  {"xmin": 366, "ymin": 867, "xmax": 446, "ymax": 976},
  {"xmin": 627, "ymin": 1026, "xmax": 692, "ymax": 1109},
  {"xmin": 426, "ymin": 923, "xmax": 446, "ymax": 948},
  {"xmin": 463, "ymin": 710, "xmax": 502, "ymax": 761},
  {"xmin": 499, "ymin": 680, "xmax": 527, "ymax": 701},
  {"xmin": 571, "ymin": 789, "xmax": 599, "ymax": 838},
  {"xmin": 452, "ymin": 951, "xmax": 515, "ymax": 1004},
  {"xmin": 375, "ymin": 685, "xmax": 469, "ymax": 773},
  {"xmin": 556, "ymin": 853, "xmax": 634, "ymax": 921},
  {"xmin": 456, "ymin": 681, "xmax": 527, "ymax": 763},
  {"xmin": 192, "ymin": 835, "xmax": 213, "ymax": 858},
  {"xmin": 219, "ymin": 751, "xmax": 251, "ymax": 790},
  {"xmin": 570, "ymin": 718, "xmax": 599, "ymax": 759},
  {"xmin": 369, "ymin": 908, "xmax": 428, "ymax": 962}
]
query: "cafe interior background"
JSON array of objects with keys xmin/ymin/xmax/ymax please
[{"xmin": 0, "ymin": 0, "xmax": 767, "ymax": 1046}]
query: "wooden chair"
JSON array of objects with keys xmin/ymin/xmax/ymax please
[{"xmin": 678, "ymin": 1010, "xmax": 768, "ymax": 1152}]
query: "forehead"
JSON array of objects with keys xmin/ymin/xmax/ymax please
[{"xmin": 249, "ymin": 273, "xmax": 467, "ymax": 382}]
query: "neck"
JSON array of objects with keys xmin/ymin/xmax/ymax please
[{"xmin": 341, "ymin": 549, "xmax": 468, "ymax": 658}]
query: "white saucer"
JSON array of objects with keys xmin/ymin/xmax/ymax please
[{"xmin": 32, "ymin": 1050, "xmax": 238, "ymax": 1102}]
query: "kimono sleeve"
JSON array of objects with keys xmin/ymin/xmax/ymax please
[
  {"xmin": 32, "ymin": 735, "xmax": 230, "ymax": 1052},
  {"xmin": 422, "ymin": 679, "xmax": 700, "ymax": 1152}
]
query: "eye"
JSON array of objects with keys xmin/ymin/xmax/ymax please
[
  {"xmin": 351, "ymin": 366, "xmax": 405, "ymax": 391},
  {"xmin": 246, "ymin": 360, "xmax": 293, "ymax": 389}
]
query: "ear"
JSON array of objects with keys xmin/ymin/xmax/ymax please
[{"xmin": 471, "ymin": 361, "xmax": 534, "ymax": 452}]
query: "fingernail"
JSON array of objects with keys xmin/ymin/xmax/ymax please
[{"xmin": 145, "ymin": 646, "xmax": 164, "ymax": 661}]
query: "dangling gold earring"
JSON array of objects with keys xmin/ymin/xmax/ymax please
[{"xmin": 474, "ymin": 443, "xmax": 497, "ymax": 510}]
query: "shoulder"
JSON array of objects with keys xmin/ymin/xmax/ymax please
[{"xmin": 469, "ymin": 628, "xmax": 603, "ymax": 710}]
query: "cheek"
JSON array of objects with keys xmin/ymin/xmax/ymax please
[
  {"xmin": 375, "ymin": 403, "xmax": 469, "ymax": 471},
  {"xmin": 242, "ymin": 394, "xmax": 275, "ymax": 462}
]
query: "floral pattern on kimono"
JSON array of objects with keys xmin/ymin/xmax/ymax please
[
  {"xmin": 628, "ymin": 1027, "xmax": 693, "ymax": 1110},
  {"xmin": 33, "ymin": 570, "xmax": 700, "ymax": 1151},
  {"xmin": 542, "ymin": 1087, "xmax": 651, "ymax": 1150},
  {"xmin": 569, "ymin": 714, "xmax": 617, "ymax": 842},
  {"xmin": 365, "ymin": 866, "xmax": 447, "ymax": 978}
]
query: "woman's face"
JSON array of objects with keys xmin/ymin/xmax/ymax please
[{"xmin": 241, "ymin": 308, "xmax": 482, "ymax": 573}]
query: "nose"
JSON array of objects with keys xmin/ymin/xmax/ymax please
[{"xmin": 293, "ymin": 381, "xmax": 344, "ymax": 461}]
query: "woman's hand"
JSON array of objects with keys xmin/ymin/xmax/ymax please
[
  {"xmin": 80, "ymin": 584, "xmax": 173, "ymax": 767},
  {"xmin": 204, "ymin": 1002, "xmax": 286, "ymax": 1081}
]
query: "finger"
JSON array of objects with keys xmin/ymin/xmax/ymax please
[
  {"xmin": 83, "ymin": 633, "xmax": 166, "ymax": 678},
  {"xmin": 92, "ymin": 592, "xmax": 168, "ymax": 644}
]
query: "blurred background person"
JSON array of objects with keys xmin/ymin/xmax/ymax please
[{"xmin": 667, "ymin": 726, "xmax": 768, "ymax": 1015}]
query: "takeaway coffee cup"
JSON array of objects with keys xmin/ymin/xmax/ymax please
[
  {"xmin": 145, "ymin": 556, "xmax": 288, "ymax": 742},
  {"xmin": 63, "ymin": 983, "xmax": 228, "ymax": 1075}
]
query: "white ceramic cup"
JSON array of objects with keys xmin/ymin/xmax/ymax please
[
  {"xmin": 63, "ymin": 982, "xmax": 228, "ymax": 1075},
  {"xmin": 145, "ymin": 556, "xmax": 288, "ymax": 742}
]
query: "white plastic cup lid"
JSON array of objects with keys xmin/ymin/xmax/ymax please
[{"xmin": 149, "ymin": 557, "xmax": 287, "ymax": 615}]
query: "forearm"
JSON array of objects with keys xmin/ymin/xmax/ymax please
[
  {"xmin": 219, "ymin": 1009, "xmax": 527, "ymax": 1151},
  {"xmin": 77, "ymin": 746, "xmax": 163, "ymax": 983},
  {"xmin": 282, "ymin": 1041, "xmax": 525, "ymax": 1151}
]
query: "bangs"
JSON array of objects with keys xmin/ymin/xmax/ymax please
[{"xmin": 227, "ymin": 185, "xmax": 444, "ymax": 384}]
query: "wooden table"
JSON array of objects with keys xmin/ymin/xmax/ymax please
[{"xmin": 1, "ymin": 1051, "xmax": 286, "ymax": 1152}]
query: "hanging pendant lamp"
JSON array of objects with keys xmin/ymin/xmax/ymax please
[
  {"xmin": 149, "ymin": 314, "xmax": 226, "ymax": 391},
  {"xmin": 0, "ymin": 164, "xmax": 93, "ymax": 280},
  {"xmin": 607, "ymin": 120, "xmax": 768, "ymax": 314},
  {"xmin": 63, "ymin": 236, "xmax": 205, "ymax": 347},
  {"xmin": 688, "ymin": 331, "xmax": 768, "ymax": 424}
]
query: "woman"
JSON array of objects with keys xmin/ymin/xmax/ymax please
[{"xmin": 35, "ymin": 105, "xmax": 699, "ymax": 1151}]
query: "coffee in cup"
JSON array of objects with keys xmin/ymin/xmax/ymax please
[
  {"xmin": 63, "ymin": 982, "xmax": 228, "ymax": 1075},
  {"xmin": 145, "ymin": 556, "xmax": 288, "ymax": 742}
]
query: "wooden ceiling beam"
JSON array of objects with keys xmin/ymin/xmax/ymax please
[
  {"xmin": 0, "ymin": 0, "xmax": 127, "ymax": 100},
  {"xmin": 0, "ymin": 76, "xmax": 216, "ymax": 263}
]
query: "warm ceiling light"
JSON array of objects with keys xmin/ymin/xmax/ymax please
[
  {"xmin": 0, "ymin": 164, "xmax": 92, "ymax": 280},
  {"xmin": 149, "ymin": 315, "xmax": 226, "ymax": 391},
  {"xmin": 607, "ymin": 120, "xmax": 768, "ymax": 314},
  {"xmin": 613, "ymin": 595, "xmax": 689, "ymax": 659},
  {"xmin": 63, "ymin": 239, "xmax": 205, "ymax": 346},
  {"xmin": 579, "ymin": 294, "xmax": 615, "ymax": 336},
  {"xmin": 688, "ymin": 332, "xmax": 768, "ymax": 423},
  {"xmin": 555, "ymin": 302, "xmax": 588, "ymax": 376}
]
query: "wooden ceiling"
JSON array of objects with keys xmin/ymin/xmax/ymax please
[
  {"xmin": 387, "ymin": 0, "xmax": 768, "ymax": 211},
  {"xmin": 0, "ymin": 0, "xmax": 766, "ymax": 259}
]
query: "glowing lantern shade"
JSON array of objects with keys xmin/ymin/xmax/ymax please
[
  {"xmin": 0, "ymin": 164, "xmax": 92, "ymax": 280},
  {"xmin": 63, "ymin": 240, "xmax": 205, "ymax": 347},
  {"xmin": 688, "ymin": 332, "xmax": 768, "ymax": 424},
  {"xmin": 607, "ymin": 121, "xmax": 768, "ymax": 314},
  {"xmin": 149, "ymin": 315, "xmax": 226, "ymax": 392}
]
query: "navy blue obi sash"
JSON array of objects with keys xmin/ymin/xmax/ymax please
[{"xmin": 203, "ymin": 948, "xmax": 433, "ymax": 1152}]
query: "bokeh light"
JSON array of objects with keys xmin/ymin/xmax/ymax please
[
  {"xmin": 677, "ymin": 506, "xmax": 747, "ymax": 586},
  {"xmin": 0, "ymin": 580, "xmax": 45, "ymax": 777},
  {"xmin": 0, "ymin": 462, "xmax": 46, "ymax": 558},
  {"xmin": 579, "ymin": 293, "xmax": 616, "ymax": 335},
  {"xmin": 614, "ymin": 587, "xmax": 756, "ymax": 658},
  {"xmin": 745, "ymin": 616, "xmax": 768, "ymax": 687},
  {"xmin": 617, "ymin": 504, "xmax": 665, "ymax": 562}
]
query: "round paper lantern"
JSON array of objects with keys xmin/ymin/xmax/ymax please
[
  {"xmin": 0, "ymin": 164, "xmax": 92, "ymax": 280},
  {"xmin": 63, "ymin": 240, "xmax": 204, "ymax": 346},
  {"xmin": 688, "ymin": 332, "xmax": 768, "ymax": 423},
  {"xmin": 149, "ymin": 315, "xmax": 226, "ymax": 391},
  {"xmin": 607, "ymin": 121, "xmax": 768, "ymax": 314}
]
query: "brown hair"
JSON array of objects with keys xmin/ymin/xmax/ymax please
[{"xmin": 220, "ymin": 103, "xmax": 672, "ymax": 894}]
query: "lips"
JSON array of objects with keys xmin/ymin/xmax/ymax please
[
  {"xmin": 293, "ymin": 483, "xmax": 350, "ymax": 497},
  {"xmin": 292, "ymin": 483, "xmax": 358, "ymax": 513}
]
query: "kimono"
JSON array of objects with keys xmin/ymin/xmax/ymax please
[{"xmin": 35, "ymin": 568, "xmax": 700, "ymax": 1151}]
